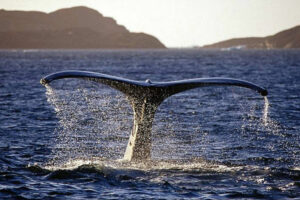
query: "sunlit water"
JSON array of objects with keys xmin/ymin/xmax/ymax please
[{"xmin": 0, "ymin": 49, "xmax": 299, "ymax": 199}]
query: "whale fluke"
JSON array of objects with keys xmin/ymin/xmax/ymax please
[{"xmin": 41, "ymin": 70, "xmax": 268, "ymax": 161}]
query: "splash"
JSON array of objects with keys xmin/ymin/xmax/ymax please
[
  {"xmin": 44, "ymin": 80, "xmax": 208, "ymax": 167},
  {"xmin": 261, "ymin": 97, "xmax": 282, "ymax": 136},
  {"xmin": 263, "ymin": 96, "xmax": 269, "ymax": 126},
  {"xmin": 44, "ymin": 80, "xmax": 298, "ymax": 171},
  {"xmin": 44, "ymin": 80, "xmax": 132, "ymax": 167},
  {"xmin": 43, "ymin": 157, "xmax": 243, "ymax": 173}
]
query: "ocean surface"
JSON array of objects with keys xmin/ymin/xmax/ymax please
[{"xmin": 0, "ymin": 49, "xmax": 299, "ymax": 199}]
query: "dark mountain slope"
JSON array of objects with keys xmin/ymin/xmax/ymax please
[
  {"xmin": 0, "ymin": 6, "xmax": 165, "ymax": 49},
  {"xmin": 203, "ymin": 25, "xmax": 300, "ymax": 49}
]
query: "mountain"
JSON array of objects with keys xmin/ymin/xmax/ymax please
[
  {"xmin": 0, "ymin": 6, "xmax": 166, "ymax": 49},
  {"xmin": 203, "ymin": 25, "xmax": 300, "ymax": 49}
]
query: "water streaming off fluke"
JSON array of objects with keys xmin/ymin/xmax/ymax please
[
  {"xmin": 43, "ymin": 77, "xmax": 276, "ymax": 169},
  {"xmin": 44, "ymin": 80, "xmax": 133, "ymax": 166},
  {"xmin": 263, "ymin": 96, "xmax": 269, "ymax": 126},
  {"xmin": 41, "ymin": 70, "xmax": 269, "ymax": 162}
]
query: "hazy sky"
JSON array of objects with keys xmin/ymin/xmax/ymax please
[{"xmin": 1, "ymin": 0, "xmax": 300, "ymax": 47}]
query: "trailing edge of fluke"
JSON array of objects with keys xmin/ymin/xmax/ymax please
[{"xmin": 41, "ymin": 70, "xmax": 268, "ymax": 162}]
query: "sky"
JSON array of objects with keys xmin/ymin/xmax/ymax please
[{"xmin": 1, "ymin": 0, "xmax": 300, "ymax": 47}]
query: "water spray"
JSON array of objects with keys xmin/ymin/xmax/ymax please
[{"xmin": 41, "ymin": 70, "xmax": 268, "ymax": 162}]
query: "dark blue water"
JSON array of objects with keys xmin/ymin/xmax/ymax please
[{"xmin": 0, "ymin": 49, "xmax": 299, "ymax": 199}]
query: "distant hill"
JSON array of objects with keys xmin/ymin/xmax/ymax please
[
  {"xmin": 0, "ymin": 6, "xmax": 166, "ymax": 49},
  {"xmin": 203, "ymin": 25, "xmax": 300, "ymax": 49}
]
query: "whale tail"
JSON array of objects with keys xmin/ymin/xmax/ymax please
[{"xmin": 41, "ymin": 70, "xmax": 267, "ymax": 161}]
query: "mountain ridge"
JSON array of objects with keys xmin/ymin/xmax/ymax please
[
  {"xmin": 203, "ymin": 25, "xmax": 300, "ymax": 49},
  {"xmin": 0, "ymin": 6, "xmax": 166, "ymax": 49}
]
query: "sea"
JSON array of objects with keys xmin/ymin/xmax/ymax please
[{"xmin": 0, "ymin": 49, "xmax": 299, "ymax": 199}]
